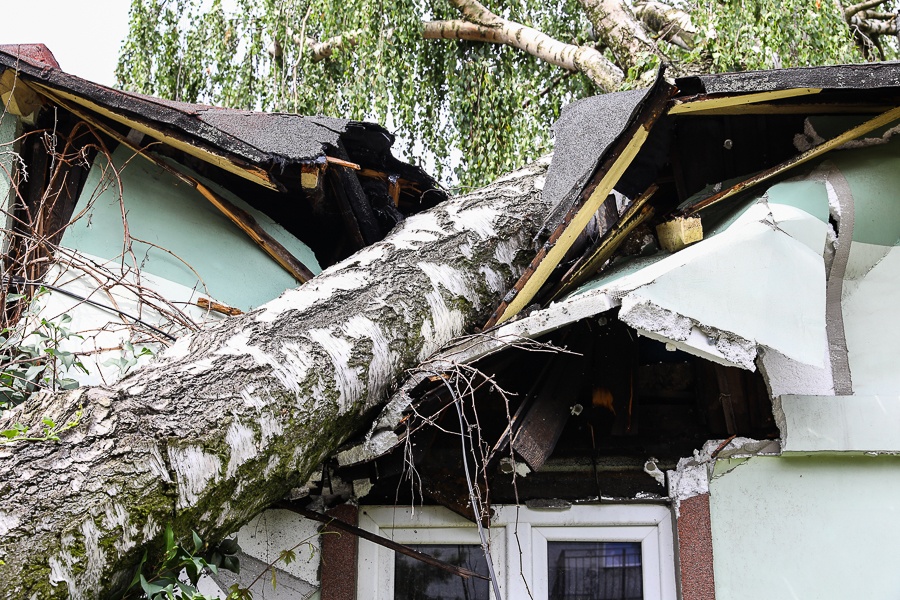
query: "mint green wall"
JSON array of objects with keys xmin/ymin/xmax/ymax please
[
  {"xmin": 709, "ymin": 455, "xmax": 900, "ymax": 599},
  {"xmin": 63, "ymin": 146, "xmax": 321, "ymax": 311},
  {"xmin": 0, "ymin": 113, "xmax": 17, "ymax": 230}
]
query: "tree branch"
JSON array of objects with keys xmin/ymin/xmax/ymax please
[
  {"xmin": 421, "ymin": 19, "xmax": 623, "ymax": 91},
  {"xmin": 849, "ymin": 14, "xmax": 898, "ymax": 36},
  {"xmin": 577, "ymin": 0, "xmax": 665, "ymax": 71},
  {"xmin": 633, "ymin": 1, "xmax": 698, "ymax": 50},
  {"xmin": 844, "ymin": 0, "xmax": 888, "ymax": 17},
  {"xmin": 863, "ymin": 10, "xmax": 899, "ymax": 19},
  {"xmin": 293, "ymin": 28, "xmax": 368, "ymax": 62},
  {"xmin": 292, "ymin": 3, "xmax": 625, "ymax": 91}
]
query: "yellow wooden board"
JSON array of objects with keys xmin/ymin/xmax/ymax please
[
  {"xmin": 493, "ymin": 125, "xmax": 651, "ymax": 325},
  {"xmin": 669, "ymin": 88, "xmax": 822, "ymax": 115},
  {"xmin": 688, "ymin": 104, "xmax": 900, "ymax": 215},
  {"xmin": 32, "ymin": 83, "xmax": 279, "ymax": 191}
]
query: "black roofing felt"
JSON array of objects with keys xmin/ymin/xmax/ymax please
[
  {"xmin": 0, "ymin": 47, "xmax": 397, "ymax": 166},
  {"xmin": 676, "ymin": 61, "xmax": 900, "ymax": 96},
  {"xmin": 541, "ymin": 88, "xmax": 651, "ymax": 231},
  {"xmin": 540, "ymin": 69, "xmax": 679, "ymax": 235}
]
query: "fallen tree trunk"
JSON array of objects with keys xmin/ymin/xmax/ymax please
[{"xmin": 0, "ymin": 157, "xmax": 552, "ymax": 599}]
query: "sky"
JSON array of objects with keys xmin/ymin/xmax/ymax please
[{"xmin": 3, "ymin": 0, "xmax": 132, "ymax": 86}]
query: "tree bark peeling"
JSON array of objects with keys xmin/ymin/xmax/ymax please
[
  {"xmin": 578, "ymin": 0, "xmax": 664, "ymax": 70},
  {"xmin": 0, "ymin": 157, "xmax": 553, "ymax": 599}
]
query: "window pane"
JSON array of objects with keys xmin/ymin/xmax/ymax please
[
  {"xmin": 394, "ymin": 544, "xmax": 491, "ymax": 600},
  {"xmin": 547, "ymin": 541, "xmax": 642, "ymax": 600}
]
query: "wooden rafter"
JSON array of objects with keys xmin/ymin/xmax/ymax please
[
  {"xmin": 685, "ymin": 103, "xmax": 900, "ymax": 215},
  {"xmin": 40, "ymin": 88, "xmax": 317, "ymax": 283}
]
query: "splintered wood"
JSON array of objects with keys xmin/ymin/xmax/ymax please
[
  {"xmin": 196, "ymin": 297, "xmax": 243, "ymax": 316},
  {"xmin": 656, "ymin": 216, "xmax": 703, "ymax": 252}
]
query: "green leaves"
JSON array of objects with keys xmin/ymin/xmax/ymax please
[
  {"xmin": 0, "ymin": 290, "xmax": 89, "ymax": 409},
  {"xmin": 103, "ymin": 341, "xmax": 155, "ymax": 377},
  {"xmin": 684, "ymin": 0, "xmax": 863, "ymax": 72},
  {"xmin": 117, "ymin": 0, "xmax": 595, "ymax": 189},
  {"xmin": 0, "ymin": 406, "xmax": 82, "ymax": 444},
  {"xmin": 123, "ymin": 526, "xmax": 242, "ymax": 600}
]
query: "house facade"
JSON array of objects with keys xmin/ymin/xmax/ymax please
[{"xmin": 3, "ymin": 44, "xmax": 900, "ymax": 600}]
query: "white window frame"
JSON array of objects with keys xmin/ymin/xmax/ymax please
[{"xmin": 357, "ymin": 504, "xmax": 676, "ymax": 600}]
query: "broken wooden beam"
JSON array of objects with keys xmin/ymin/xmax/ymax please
[
  {"xmin": 667, "ymin": 87, "xmax": 822, "ymax": 115},
  {"xmin": 324, "ymin": 155, "xmax": 360, "ymax": 170},
  {"xmin": 196, "ymin": 297, "xmax": 243, "ymax": 316},
  {"xmin": 484, "ymin": 81, "xmax": 673, "ymax": 328},
  {"xmin": 550, "ymin": 185, "xmax": 658, "ymax": 299},
  {"xmin": 656, "ymin": 215, "xmax": 702, "ymax": 253},
  {"xmin": 511, "ymin": 342, "xmax": 588, "ymax": 471},
  {"xmin": 277, "ymin": 503, "xmax": 490, "ymax": 581},
  {"xmin": 685, "ymin": 104, "xmax": 900, "ymax": 215},
  {"xmin": 300, "ymin": 162, "xmax": 322, "ymax": 190},
  {"xmin": 41, "ymin": 91, "xmax": 317, "ymax": 283}
]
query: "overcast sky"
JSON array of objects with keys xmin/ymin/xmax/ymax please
[{"xmin": 3, "ymin": 0, "xmax": 131, "ymax": 86}]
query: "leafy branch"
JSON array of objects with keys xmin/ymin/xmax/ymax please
[{"xmin": 0, "ymin": 408, "xmax": 82, "ymax": 444}]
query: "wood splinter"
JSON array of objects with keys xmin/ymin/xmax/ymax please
[{"xmin": 196, "ymin": 297, "xmax": 242, "ymax": 316}]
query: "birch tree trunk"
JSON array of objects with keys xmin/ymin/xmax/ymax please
[{"xmin": 0, "ymin": 157, "xmax": 552, "ymax": 599}]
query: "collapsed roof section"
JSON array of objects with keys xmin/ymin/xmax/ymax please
[
  {"xmin": 0, "ymin": 43, "xmax": 445, "ymax": 274},
  {"xmin": 329, "ymin": 61, "xmax": 900, "ymax": 517},
  {"xmin": 487, "ymin": 61, "xmax": 900, "ymax": 326}
]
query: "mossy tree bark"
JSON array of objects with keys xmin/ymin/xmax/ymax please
[{"xmin": 0, "ymin": 158, "xmax": 551, "ymax": 599}]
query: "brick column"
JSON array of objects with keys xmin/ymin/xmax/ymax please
[
  {"xmin": 320, "ymin": 504, "xmax": 359, "ymax": 600},
  {"xmin": 677, "ymin": 493, "xmax": 716, "ymax": 600}
]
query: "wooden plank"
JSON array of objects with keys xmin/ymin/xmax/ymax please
[
  {"xmin": 686, "ymin": 104, "xmax": 900, "ymax": 215},
  {"xmin": 324, "ymin": 155, "xmax": 360, "ymax": 170},
  {"xmin": 32, "ymin": 82, "xmax": 282, "ymax": 191},
  {"xmin": 47, "ymin": 93, "xmax": 316, "ymax": 283},
  {"xmin": 484, "ymin": 84, "xmax": 673, "ymax": 328},
  {"xmin": 550, "ymin": 185, "xmax": 658, "ymax": 299},
  {"xmin": 668, "ymin": 88, "xmax": 822, "ymax": 115},
  {"xmin": 511, "ymin": 348, "xmax": 587, "ymax": 471},
  {"xmin": 670, "ymin": 101, "xmax": 895, "ymax": 116}
]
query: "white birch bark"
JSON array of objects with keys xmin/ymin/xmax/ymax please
[{"xmin": 0, "ymin": 157, "xmax": 552, "ymax": 599}]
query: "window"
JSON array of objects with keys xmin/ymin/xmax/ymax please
[{"xmin": 357, "ymin": 505, "xmax": 676, "ymax": 600}]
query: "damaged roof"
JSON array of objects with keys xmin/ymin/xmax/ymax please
[
  {"xmin": 0, "ymin": 43, "xmax": 435, "ymax": 195},
  {"xmin": 0, "ymin": 43, "xmax": 445, "ymax": 279},
  {"xmin": 486, "ymin": 60, "xmax": 900, "ymax": 328},
  {"xmin": 339, "ymin": 60, "xmax": 900, "ymax": 487}
]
